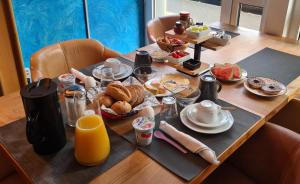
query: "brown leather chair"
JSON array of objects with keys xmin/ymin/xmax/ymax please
[
  {"xmin": 204, "ymin": 123, "xmax": 300, "ymax": 184},
  {"xmin": 30, "ymin": 39, "xmax": 120, "ymax": 81},
  {"xmin": 0, "ymin": 148, "xmax": 23, "ymax": 184},
  {"xmin": 146, "ymin": 15, "xmax": 179, "ymax": 44},
  {"xmin": 270, "ymin": 98, "xmax": 300, "ymax": 134}
]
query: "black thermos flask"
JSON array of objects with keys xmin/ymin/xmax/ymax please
[{"xmin": 20, "ymin": 78, "xmax": 66, "ymax": 154}]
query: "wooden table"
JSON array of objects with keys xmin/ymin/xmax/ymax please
[{"xmin": 1, "ymin": 23, "xmax": 300, "ymax": 184}]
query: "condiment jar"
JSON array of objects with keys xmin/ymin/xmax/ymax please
[
  {"xmin": 179, "ymin": 11, "xmax": 193, "ymax": 29},
  {"xmin": 64, "ymin": 84, "xmax": 86, "ymax": 127},
  {"xmin": 173, "ymin": 21, "xmax": 185, "ymax": 34}
]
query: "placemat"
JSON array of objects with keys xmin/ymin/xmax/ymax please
[
  {"xmin": 238, "ymin": 48, "xmax": 300, "ymax": 85},
  {"xmin": 0, "ymin": 119, "xmax": 135, "ymax": 184},
  {"xmin": 122, "ymin": 100, "xmax": 261, "ymax": 181}
]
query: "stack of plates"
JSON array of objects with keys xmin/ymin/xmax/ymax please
[
  {"xmin": 92, "ymin": 64, "xmax": 133, "ymax": 81},
  {"xmin": 180, "ymin": 103, "xmax": 234, "ymax": 134}
]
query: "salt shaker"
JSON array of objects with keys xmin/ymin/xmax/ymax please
[
  {"xmin": 159, "ymin": 97, "xmax": 178, "ymax": 123},
  {"xmin": 64, "ymin": 85, "xmax": 86, "ymax": 127}
]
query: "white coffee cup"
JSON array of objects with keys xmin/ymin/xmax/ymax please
[
  {"xmin": 104, "ymin": 58, "xmax": 120, "ymax": 74},
  {"xmin": 190, "ymin": 100, "xmax": 221, "ymax": 124}
]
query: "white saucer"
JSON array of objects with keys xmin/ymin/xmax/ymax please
[
  {"xmin": 186, "ymin": 104, "xmax": 228, "ymax": 128},
  {"xmin": 180, "ymin": 105, "xmax": 234, "ymax": 134},
  {"xmin": 92, "ymin": 64, "xmax": 133, "ymax": 80}
]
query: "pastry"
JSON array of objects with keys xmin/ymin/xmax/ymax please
[
  {"xmin": 126, "ymin": 85, "xmax": 138, "ymax": 106},
  {"xmin": 98, "ymin": 94, "xmax": 114, "ymax": 107},
  {"xmin": 126, "ymin": 85, "xmax": 145, "ymax": 107},
  {"xmin": 261, "ymin": 83, "xmax": 282, "ymax": 95},
  {"xmin": 247, "ymin": 77, "xmax": 265, "ymax": 89},
  {"xmin": 132, "ymin": 85, "xmax": 145, "ymax": 107},
  {"xmin": 106, "ymin": 83, "xmax": 132, "ymax": 102},
  {"xmin": 111, "ymin": 101, "xmax": 132, "ymax": 114}
]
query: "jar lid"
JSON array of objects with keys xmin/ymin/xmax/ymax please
[
  {"xmin": 64, "ymin": 84, "xmax": 86, "ymax": 98},
  {"xmin": 180, "ymin": 11, "xmax": 190, "ymax": 16}
]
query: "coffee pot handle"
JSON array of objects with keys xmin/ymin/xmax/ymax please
[
  {"xmin": 216, "ymin": 81, "xmax": 222, "ymax": 93},
  {"xmin": 26, "ymin": 111, "xmax": 43, "ymax": 144}
]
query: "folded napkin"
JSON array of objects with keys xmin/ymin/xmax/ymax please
[
  {"xmin": 159, "ymin": 121, "xmax": 219, "ymax": 165},
  {"xmin": 70, "ymin": 68, "xmax": 87, "ymax": 82}
]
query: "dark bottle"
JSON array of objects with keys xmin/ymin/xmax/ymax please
[{"xmin": 20, "ymin": 78, "xmax": 66, "ymax": 155}]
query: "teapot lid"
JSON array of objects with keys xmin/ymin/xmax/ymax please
[{"xmin": 20, "ymin": 78, "xmax": 57, "ymax": 99}]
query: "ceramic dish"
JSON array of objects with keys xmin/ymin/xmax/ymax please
[
  {"xmin": 92, "ymin": 64, "xmax": 133, "ymax": 81},
  {"xmin": 243, "ymin": 77, "xmax": 287, "ymax": 97},
  {"xmin": 186, "ymin": 104, "xmax": 228, "ymax": 128},
  {"xmin": 144, "ymin": 77, "xmax": 172, "ymax": 97},
  {"xmin": 180, "ymin": 105, "xmax": 234, "ymax": 134},
  {"xmin": 210, "ymin": 68, "xmax": 248, "ymax": 82}
]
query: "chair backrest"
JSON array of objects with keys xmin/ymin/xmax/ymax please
[
  {"xmin": 146, "ymin": 15, "xmax": 180, "ymax": 44},
  {"xmin": 30, "ymin": 39, "xmax": 120, "ymax": 81}
]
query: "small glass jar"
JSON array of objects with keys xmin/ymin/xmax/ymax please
[
  {"xmin": 64, "ymin": 85, "xmax": 86, "ymax": 127},
  {"xmin": 179, "ymin": 11, "xmax": 193, "ymax": 29}
]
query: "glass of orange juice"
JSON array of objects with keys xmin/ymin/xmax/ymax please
[{"xmin": 75, "ymin": 114, "xmax": 110, "ymax": 166}]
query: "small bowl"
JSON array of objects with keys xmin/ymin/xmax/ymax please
[
  {"xmin": 183, "ymin": 59, "xmax": 201, "ymax": 70},
  {"xmin": 175, "ymin": 88, "xmax": 201, "ymax": 107},
  {"xmin": 134, "ymin": 66, "xmax": 158, "ymax": 84}
]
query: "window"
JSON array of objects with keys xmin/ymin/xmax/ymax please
[{"xmin": 237, "ymin": 3, "xmax": 263, "ymax": 30}]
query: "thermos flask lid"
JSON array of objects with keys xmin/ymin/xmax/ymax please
[{"xmin": 20, "ymin": 78, "xmax": 57, "ymax": 99}]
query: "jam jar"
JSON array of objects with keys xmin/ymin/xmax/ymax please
[
  {"xmin": 173, "ymin": 21, "xmax": 185, "ymax": 34},
  {"xmin": 179, "ymin": 11, "xmax": 193, "ymax": 29}
]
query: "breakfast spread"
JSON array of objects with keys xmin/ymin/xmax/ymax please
[
  {"xmin": 261, "ymin": 83, "xmax": 282, "ymax": 95},
  {"xmin": 144, "ymin": 74, "xmax": 190, "ymax": 96},
  {"xmin": 98, "ymin": 82, "xmax": 146, "ymax": 115},
  {"xmin": 246, "ymin": 77, "xmax": 285, "ymax": 96},
  {"xmin": 211, "ymin": 63, "xmax": 242, "ymax": 81},
  {"xmin": 247, "ymin": 77, "xmax": 265, "ymax": 89}
]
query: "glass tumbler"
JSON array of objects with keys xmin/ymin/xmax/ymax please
[
  {"xmin": 159, "ymin": 97, "xmax": 178, "ymax": 123},
  {"xmin": 100, "ymin": 67, "xmax": 114, "ymax": 88}
]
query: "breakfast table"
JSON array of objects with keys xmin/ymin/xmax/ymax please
[{"xmin": 1, "ymin": 22, "xmax": 300, "ymax": 184}]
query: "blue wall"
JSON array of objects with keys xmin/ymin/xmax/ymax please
[
  {"xmin": 12, "ymin": 0, "xmax": 87, "ymax": 68},
  {"xmin": 88, "ymin": 0, "xmax": 144, "ymax": 53},
  {"xmin": 12, "ymin": 0, "xmax": 145, "ymax": 69}
]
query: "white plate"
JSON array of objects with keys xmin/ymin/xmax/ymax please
[
  {"xmin": 144, "ymin": 77, "xmax": 172, "ymax": 97},
  {"xmin": 180, "ymin": 105, "xmax": 234, "ymax": 134},
  {"xmin": 186, "ymin": 104, "xmax": 228, "ymax": 128},
  {"xmin": 92, "ymin": 64, "xmax": 133, "ymax": 81},
  {"xmin": 243, "ymin": 77, "xmax": 287, "ymax": 97},
  {"xmin": 210, "ymin": 68, "xmax": 248, "ymax": 82}
]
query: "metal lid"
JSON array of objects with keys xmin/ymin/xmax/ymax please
[
  {"xmin": 20, "ymin": 78, "xmax": 57, "ymax": 99},
  {"xmin": 162, "ymin": 96, "xmax": 176, "ymax": 105},
  {"xmin": 201, "ymin": 75, "xmax": 216, "ymax": 82},
  {"xmin": 64, "ymin": 84, "xmax": 86, "ymax": 98}
]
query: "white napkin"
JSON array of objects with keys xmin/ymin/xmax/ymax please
[
  {"xmin": 159, "ymin": 121, "xmax": 219, "ymax": 165},
  {"xmin": 70, "ymin": 68, "xmax": 87, "ymax": 82}
]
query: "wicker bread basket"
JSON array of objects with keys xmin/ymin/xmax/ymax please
[{"xmin": 156, "ymin": 37, "xmax": 189, "ymax": 52}]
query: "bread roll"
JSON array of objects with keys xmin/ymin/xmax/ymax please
[
  {"xmin": 111, "ymin": 101, "xmax": 132, "ymax": 114},
  {"xmin": 126, "ymin": 86, "xmax": 138, "ymax": 106},
  {"xmin": 98, "ymin": 94, "xmax": 114, "ymax": 107},
  {"xmin": 106, "ymin": 83, "xmax": 132, "ymax": 102},
  {"xmin": 132, "ymin": 85, "xmax": 145, "ymax": 107}
]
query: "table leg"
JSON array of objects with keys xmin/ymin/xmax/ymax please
[{"xmin": 194, "ymin": 43, "xmax": 202, "ymax": 62}]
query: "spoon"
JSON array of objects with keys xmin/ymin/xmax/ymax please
[{"xmin": 154, "ymin": 130, "xmax": 188, "ymax": 154}]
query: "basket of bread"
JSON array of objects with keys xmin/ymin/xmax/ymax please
[
  {"xmin": 96, "ymin": 77, "xmax": 160, "ymax": 120},
  {"xmin": 156, "ymin": 36, "xmax": 188, "ymax": 52}
]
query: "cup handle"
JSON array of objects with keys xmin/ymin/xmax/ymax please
[{"xmin": 216, "ymin": 81, "xmax": 222, "ymax": 93}]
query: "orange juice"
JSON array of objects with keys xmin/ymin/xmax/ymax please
[{"xmin": 75, "ymin": 114, "xmax": 110, "ymax": 166}]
